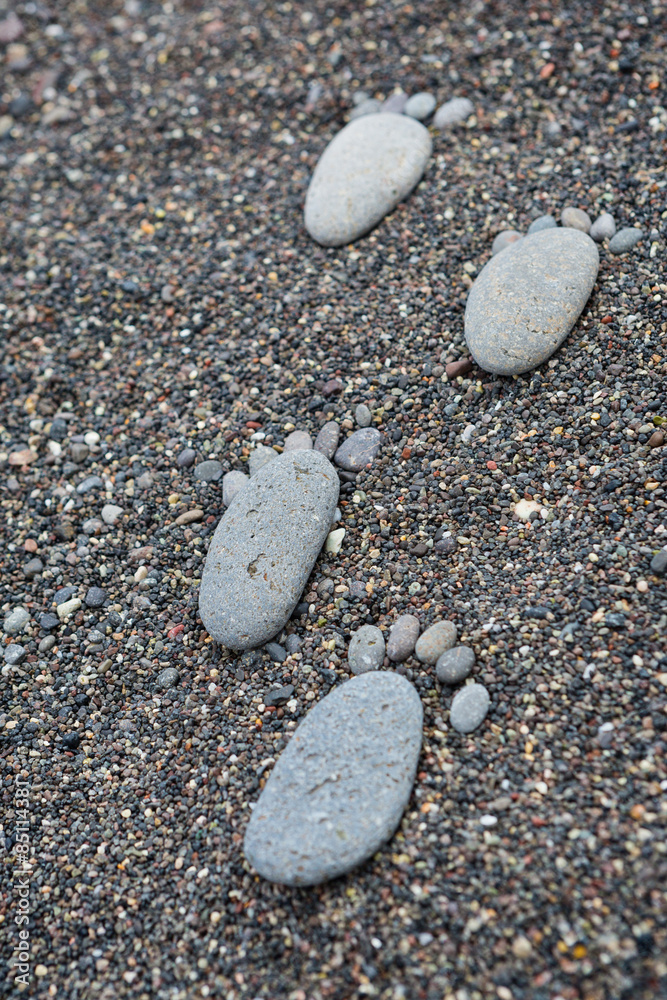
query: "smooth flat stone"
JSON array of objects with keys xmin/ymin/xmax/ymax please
[
  {"xmin": 608, "ymin": 227, "xmax": 643, "ymax": 253},
  {"xmin": 334, "ymin": 428, "xmax": 381, "ymax": 472},
  {"xmin": 404, "ymin": 92, "xmax": 436, "ymax": 120},
  {"xmin": 465, "ymin": 228, "xmax": 599, "ymax": 376},
  {"xmin": 314, "ymin": 421, "xmax": 340, "ymax": 460},
  {"xmin": 199, "ymin": 450, "xmax": 339, "ymax": 650},
  {"xmin": 381, "ymin": 91, "xmax": 408, "ymax": 114},
  {"xmin": 450, "ymin": 682, "xmax": 490, "ymax": 733},
  {"xmin": 222, "ymin": 470, "xmax": 249, "ymax": 506},
  {"xmin": 305, "ymin": 113, "xmax": 432, "ymax": 247},
  {"xmin": 387, "ymin": 614, "xmax": 420, "ymax": 662},
  {"xmin": 244, "ymin": 671, "xmax": 423, "ymax": 885},
  {"xmin": 248, "ymin": 444, "xmax": 277, "ymax": 477},
  {"xmin": 436, "ymin": 645, "xmax": 475, "ymax": 684},
  {"xmin": 348, "ymin": 625, "xmax": 385, "ymax": 674},
  {"xmin": 561, "ymin": 206, "xmax": 591, "ymax": 232},
  {"xmin": 492, "ymin": 230, "xmax": 522, "ymax": 255},
  {"xmin": 415, "ymin": 621, "xmax": 457, "ymax": 665},
  {"xmin": 355, "ymin": 403, "xmax": 372, "ymax": 428},
  {"xmin": 527, "ymin": 215, "xmax": 556, "ymax": 235},
  {"xmin": 589, "ymin": 212, "xmax": 616, "ymax": 242},
  {"xmin": 433, "ymin": 97, "xmax": 474, "ymax": 128},
  {"xmin": 194, "ymin": 460, "xmax": 223, "ymax": 482},
  {"xmin": 101, "ymin": 503, "xmax": 123, "ymax": 525},
  {"xmin": 284, "ymin": 430, "xmax": 313, "ymax": 452}
]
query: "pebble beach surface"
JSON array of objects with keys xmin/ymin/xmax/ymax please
[{"xmin": 1, "ymin": 2, "xmax": 667, "ymax": 999}]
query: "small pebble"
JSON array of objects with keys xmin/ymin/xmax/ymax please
[
  {"xmin": 24, "ymin": 557, "xmax": 43, "ymax": 578},
  {"xmin": 387, "ymin": 614, "xmax": 420, "ymax": 662},
  {"xmin": 325, "ymin": 527, "xmax": 345, "ymax": 554},
  {"xmin": 381, "ymin": 91, "xmax": 408, "ymax": 114},
  {"xmin": 85, "ymin": 587, "xmax": 107, "ymax": 608},
  {"xmin": 415, "ymin": 621, "xmax": 457, "ymax": 664},
  {"xmin": 650, "ymin": 549, "xmax": 667, "ymax": 576},
  {"xmin": 608, "ymin": 227, "xmax": 643, "ymax": 254},
  {"xmin": 449, "ymin": 682, "xmax": 490, "ymax": 734},
  {"xmin": 57, "ymin": 598, "xmax": 82, "ymax": 620},
  {"xmin": 348, "ymin": 624, "xmax": 385, "ymax": 674},
  {"xmin": 492, "ymin": 230, "xmax": 522, "ymax": 255},
  {"xmin": 4, "ymin": 644, "xmax": 26, "ymax": 665},
  {"xmin": 314, "ymin": 421, "xmax": 340, "ymax": 460},
  {"xmin": 334, "ymin": 428, "xmax": 382, "ymax": 472},
  {"xmin": 38, "ymin": 635, "xmax": 56, "ymax": 653},
  {"xmin": 589, "ymin": 212, "xmax": 616, "ymax": 242},
  {"xmin": 355, "ymin": 404, "xmax": 372, "ymax": 428},
  {"xmin": 527, "ymin": 215, "xmax": 556, "ymax": 234},
  {"xmin": 102, "ymin": 503, "xmax": 123, "ymax": 525},
  {"xmin": 265, "ymin": 642, "xmax": 287, "ymax": 663},
  {"xmin": 560, "ymin": 206, "xmax": 592, "ymax": 232},
  {"xmin": 264, "ymin": 684, "xmax": 295, "ymax": 707},
  {"xmin": 349, "ymin": 98, "xmax": 382, "ymax": 120},
  {"xmin": 433, "ymin": 96, "xmax": 474, "ymax": 128},
  {"xmin": 194, "ymin": 460, "xmax": 223, "ymax": 482},
  {"xmin": 404, "ymin": 92, "xmax": 436, "ymax": 120},
  {"xmin": 176, "ymin": 448, "xmax": 196, "ymax": 468},
  {"xmin": 76, "ymin": 475, "xmax": 104, "ymax": 495},
  {"xmin": 4, "ymin": 608, "xmax": 30, "ymax": 634},
  {"xmin": 156, "ymin": 667, "xmax": 179, "ymax": 690},
  {"xmin": 436, "ymin": 645, "xmax": 476, "ymax": 684},
  {"xmin": 284, "ymin": 634, "xmax": 301, "ymax": 654}
]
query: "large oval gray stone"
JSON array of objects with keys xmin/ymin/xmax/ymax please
[
  {"xmin": 304, "ymin": 113, "xmax": 432, "ymax": 248},
  {"xmin": 199, "ymin": 450, "xmax": 339, "ymax": 650},
  {"xmin": 244, "ymin": 671, "xmax": 423, "ymax": 885},
  {"xmin": 465, "ymin": 228, "xmax": 599, "ymax": 376}
]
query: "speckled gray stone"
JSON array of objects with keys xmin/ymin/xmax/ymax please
[
  {"xmin": 199, "ymin": 450, "xmax": 339, "ymax": 650},
  {"xmin": 334, "ymin": 428, "xmax": 382, "ymax": 472},
  {"xmin": 314, "ymin": 421, "xmax": 340, "ymax": 460},
  {"xmin": 248, "ymin": 444, "xmax": 277, "ymax": 477},
  {"xmin": 222, "ymin": 470, "xmax": 249, "ymax": 506},
  {"xmin": 284, "ymin": 430, "xmax": 313, "ymax": 452},
  {"xmin": 450, "ymin": 682, "xmax": 490, "ymax": 734},
  {"xmin": 4, "ymin": 608, "xmax": 30, "ymax": 634},
  {"xmin": 608, "ymin": 227, "xmax": 643, "ymax": 254},
  {"xmin": 305, "ymin": 113, "xmax": 432, "ymax": 247},
  {"xmin": 355, "ymin": 403, "xmax": 372, "ymax": 428},
  {"xmin": 491, "ymin": 230, "xmax": 522, "ymax": 255},
  {"xmin": 433, "ymin": 96, "xmax": 474, "ymax": 128},
  {"xmin": 404, "ymin": 92, "xmax": 436, "ymax": 120},
  {"xmin": 349, "ymin": 98, "xmax": 382, "ymax": 120},
  {"xmin": 465, "ymin": 228, "xmax": 599, "ymax": 376},
  {"xmin": 436, "ymin": 645, "xmax": 475, "ymax": 684},
  {"xmin": 589, "ymin": 212, "xmax": 616, "ymax": 242},
  {"xmin": 244, "ymin": 671, "xmax": 423, "ymax": 885},
  {"xmin": 4, "ymin": 644, "xmax": 26, "ymax": 665},
  {"xmin": 156, "ymin": 667, "xmax": 179, "ymax": 690},
  {"xmin": 560, "ymin": 206, "xmax": 591, "ymax": 232},
  {"xmin": 527, "ymin": 215, "xmax": 556, "ymax": 235},
  {"xmin": 415, "ymin": 621, "xmax": 457, "ymax": 665},
  {"xmin": 348, "ymin": 625, "xmax": 385, "ymax": 674},
  {"xmin": 387, "ymin": 614, "xmax": 420, "ymax": 662},
  {"xmin": 194, "ymin": 460, "xmax": 223, "ymax": 482}
]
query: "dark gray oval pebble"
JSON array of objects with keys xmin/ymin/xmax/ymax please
[
  {"xmin": 244, "ymin": 671, "xmax": 423, "ymax": 885},
  {"xmin": 194, "ymin": 460, "xmax": 223, "ymax": 482},
  {"xmin": 348, "ymin": 624, "xmax": 385, "ymax": 674},
  {"xmin": 314, "ymin": 421, "xmax": 340, "ymax": 460},
  {"xmin": 85, "ymin": 587, "xmax": 107, "ymax": 608},
  {"xmin": 334, "ymin": 428, "xmax": 382, "ymax": 472},
  {"xmin": 387, "ymin": 614, "xmax": 420, "ymax": 662},
  {"xmin": 156, "ymin": 667, "xmax": 179, "ymax": 690},
  {"xmin": 450, "ymin": 682, "xmax": 490, "ymax": 734},
  {"xmin": 436, "ymin": 645, "xmax": 476, "ymax": 684}
]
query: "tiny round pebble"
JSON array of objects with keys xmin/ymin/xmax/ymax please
[
  {"xmin": 194, "ymin": 460, "xmax": 223, "ymax": 482},
  {"xmin": 589, "ymin": 211, "xmax": 616, "ymax": 242},
  {"xmin": 156, "ymin": 667, "xmax": 180, "ymax": 690},
  {"xmin": 355, "ymin": 403, "xmax": 372, "ymax": 428},
  {"xmin": 85, "ymin": 587, "xmax": 107, "ymax": 608}
]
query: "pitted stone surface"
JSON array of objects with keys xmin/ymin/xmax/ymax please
[
  {"xmin": 304, "ymin": 114, "xmax": 432, "ymax": 247},
  {"xmin": 415, "ymin": 621, "xmax": 457, "ymax": 664},
  {"xmin": 199, "ymin": 450, "xmax": 339, "ymax": 650},
  {"xmin": 334, "ymin": 428, "xmax": 382, "ymax": 472},
  {"xmin": 249, "ymin": 445, "xmax": 277, "ymax": 477},
  {"xmin": 465, "ymin": 228, "xmax": 599, "ymax": 376},
  {"xmin": 348, "ymin": 625, "xmax": 385, "ymax": 674},
  {"xmin": 244, "ymin": 671, "xmax": 423, "ymax": 885},
  {"xmin": 222, "ymin": 470, "xmax": 249, "ymax": 506}
]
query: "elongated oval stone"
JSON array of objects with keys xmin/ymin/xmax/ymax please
[
  {"xmin": 465, "ymin": 228, "xmax": 599, "ymax": 376},
  {"xmin": 304, "ymin": 113, "xmax": 432, "ymax": 247},
  {"xmin": 199, "ymin": 450, "xmax": 339, "ymax": 650},
  {"xmin": 244, "ymin": 671, "xmax": 423, "ymax": 885}
]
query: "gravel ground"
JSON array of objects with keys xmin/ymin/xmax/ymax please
[{"xmin": 2, "ymin": 1, "xmax": 667, "ymax": 998}]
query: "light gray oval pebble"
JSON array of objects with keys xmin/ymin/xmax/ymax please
[
  {"xmin": 244, "ymin": 671, "xmax": 423, "ymax": 885},
  {"xmin": 527, "ymin": 215, "xmax": 556, "ymax": 235},
  {"xmin": 248, "ymin": 444, "xmax": 277, "ymax": 477},
  {"xmin": 334, "ymin": 428, "xmax": 382, "ymax": 472},
  {"xmin": 608, "ymin": 227, "xmax": 643, "ymax": 254},
  {"xmin": 4, "ymin": 608, "xmax": 30, "ymax": 634},
  {"xmin": 450, "ymin": 682, "xmax": 490, "ymax": 733},
  {"xmin": 305, "ymin": 114, "xmax": 432, "ymax": 247},
  {"xmin": 381, "ymin": 91, "xmax": 408, "ymax": 114},
  {"xmin": 415, "ymin": 621, "xmax": 457, "ymax": 665},
  {"xmin": 465, "ymin": 228, "xmax": 599, "ymax": 376},
  {"xmin": 436, "ymin": 645, "xmax": 475, "ymax": 684},
  {"xmin": 349, "ymin": 98, "xmax": 382, "ymax": 120},
  {"xmin": 404, "ymin": 92, "xmax": 436, "ymax": 120},
  {"xmin": 355, "ymin": 404, "xmax": 372, "ymax": 428},
  {"xmin": 194, "ymin": 460, "xmax": 223, "ymax": 482},
  {"xmin": 101, "ymin": 503, "xmax": 123, "ymax": 525},
  {"xmin": 199, "ymin": 450, "xmax": 339, "ymax": 650},
  {"xmin": 492, "ymin": 230, "xmax": 522, "ymax": 255},
  {"xmin": 560, "ymin": 206, "xmax": 591, "ymax": 232},
  {"xmin": 314, "ymin": 421, "xmax": 340, "ymax": 460},
  {"xmin": 433, "ymin": 97, "xmax": 474, "ymax": 128},
  {"xmin": 589, "ymin": 212, "xmax": 616, "ymax": 242},
  {"xmin": 284, "ymin": 430, "xmax": 313, "ymax": 452},
  {"xmin": 222, "ymin": 470, "xmax": 249, "ymax": 507},
  {"xmin": 348, "ymin": 625, "xmax": 385, "ymax": 674},
  {"xmin": 387, "ymin": 614, "xmax": 420, "ymax": 662}
]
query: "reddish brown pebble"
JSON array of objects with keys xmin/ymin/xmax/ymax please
[
  {"xmin": 446, "ymin": 358, "xmax": 473, "ymax": 378},
  {"xmin": 487, "ymin": 460, "xmax": 497, "ymax": 470},
  {"xmin": 24, "ymin": 539, "xmax": 38, "ymax": 552},
  {"xmin": 174, "ymin": 509, "xmax": 205, "ymax": 525},
  {"xmin": 648, "ymin": 430, "xmax": 664, "ymax": 448},
  {"xmin": 9, "ymin": 449, "xmax": 37, "ymax": 465}
]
